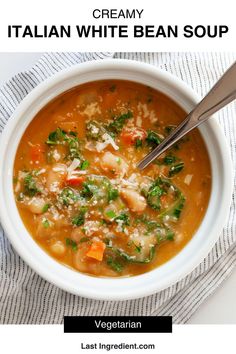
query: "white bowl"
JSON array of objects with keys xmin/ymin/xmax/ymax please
[{"xmin": 0, "ymin": 59, "xmax": 233, "ymax": 300}]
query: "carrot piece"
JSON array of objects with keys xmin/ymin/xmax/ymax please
[
  {"xmin": 86, "ymin": 240, "xmax": 106, "ymax": 261},
  {"xmin": 66, "ymin": 176, "xmax": 85, "ymax": 187},
  {"xmin": 121, "ymin": 128, "xmax": 147, "ymax": 145}
]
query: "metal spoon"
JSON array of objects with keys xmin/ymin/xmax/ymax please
[{"xmin": 137, "ymin": 61, "xmax": 236, "ymax": 170}]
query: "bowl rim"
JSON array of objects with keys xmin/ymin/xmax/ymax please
[{"xmin": 0, "ymin": 58, "xmax": 233, "ymax": 300}]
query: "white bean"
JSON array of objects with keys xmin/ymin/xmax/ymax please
[
  {"xmin": 73, "ymin": 246, "xmax": 89, "ymax": 272},
  {"xmin": 46, "ymin": 163, "xmax": 67, "ymax": 192},
  {"xmin": 50, "ymin": 241, "xmax": 66, "ymax": 256},
  {"xmin": 27, "ymin": 197, "xmax": 46, "ymax": 214},
  {"xmin": 120, "ymin": 188, "xmax": 147, "ymax": 213},
  {"xmin": 100, "ymin": 152, "xmax": 128, "ymax": 176}
]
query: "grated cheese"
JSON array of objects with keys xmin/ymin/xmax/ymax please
[
  {"xmin": 36, "ymin": 168, "xmax": 46, "ymax": 175},
  {"xmin": 82, "ymin": 102, "xmax": 101, "ymax": 118},
  {"xmin": 184, "ymin": 174, "xmax": 193, "ymax": 185},
  {"xmin": 136, "ymin": 115, "xmax": 142, "ymax": 127},
  {"xmin": 49, "ymin": 181, "xmax": 60, "ymax": 193},
  {"xmin": 137, "ymin": 103, "xmax": 158, "ymax": 123},
  {"xmin": 96, "ymin": 133, "xmax": 119, "ymax": 152},
  {"xmin": 85, "ymin": 141, "xmax": 96, "ymax": 151},
  {"xmin": 18, "ymin": 171, "xmax": 28, "ymax": 180},
  {"xmin": 52, "ymin": 149, "xmax": 61, "ymax": 161},
  {"xmin": 67, "ymin": 158, "xmax": 81, "ymax": 174}
]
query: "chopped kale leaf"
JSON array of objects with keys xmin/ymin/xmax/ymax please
[
  {"xmin": 168, "ymin": 162, "xmax": 184, "ymax": 177},
  {"xmin": 42, "ymin": 218, "xmax": 50, "ymax": 228},
  {"xmin": 72, "ymin": 207, "xmax": 87, "ymax": 226},
  {"xmin": 46, "ymin": 128, "xmax": 66, "ymax": 145},
  {"xmin": 146, "ymin": 130, "xmax": 162, "ymax": 148},
  {"xmin": 107, "ymin": 257, "xmax": 123, "ymax": 273},
  {"xmin": 107, "ymin": 111, "xmax": 133, "ymax": 136},
  {"xmin": 109, "ymin": 84, "xmax": 116, "ymax": 92},
  {"xmin": 107, "ymin": 188, "xmax": 119, "ymax": 202},
  {"xmin": 114, "ymin": 212, "xmax": 130, "ymax": 227},
  {"xmin": 80, "ymin": 160, "xmax": 90, "ymax": 170},
  {"xmin": 135, "ymin": 138, "xmax": 143, "ymax": 149},
  {"xmin": 163, "ymin": 155, "xmax": 177, "ymax": 165},
  {"xmin": 146, "ymin": 180, "xmax": 165, "ymax": 210},
  {"xmin": 65, "ymin": 238, "xmax": 78, "ymax": 252},
  {"xmin": 59, "ymin": 188, "xmax": 78, "ymax": 206},
  {"xmin": 42, "ymin": 203, "xmax": 50, "ymax": 213},
  {"xmin": 86, "ymin": 120, "xmax": 106, "ymax": 141},
  {"xmin": 106, "ymin": 210, "xmax": 117, "ymax": 219},
  {"xmin": 23, "ymin": 174, "xmax": 40, "ymax": 197}
]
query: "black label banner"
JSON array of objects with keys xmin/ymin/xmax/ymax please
[{"xmin": 64, "ymin": 316, "xmax": 172, "ymax": 333}]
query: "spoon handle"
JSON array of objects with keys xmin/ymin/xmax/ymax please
[{"xmin": 138, "ymin": 61, "xmax": 236, "ymax": 170}]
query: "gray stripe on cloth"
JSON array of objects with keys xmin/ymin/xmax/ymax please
[{"xmin": 0, "ymin": 52, "xmax": 235, "ymax": 324}]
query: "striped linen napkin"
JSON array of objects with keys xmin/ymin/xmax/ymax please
[{"xmin": 0, "ymin": 52, "xmax": 235, "ymax": 324}]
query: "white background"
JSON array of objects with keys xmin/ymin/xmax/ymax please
[{"xmin": 0, "ymin": 52, "xmax": 235, "ymax": 325}]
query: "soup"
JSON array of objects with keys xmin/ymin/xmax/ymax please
[{"xmin": 13, "ymin": 80, "xmax": 211, "ymax": 277}]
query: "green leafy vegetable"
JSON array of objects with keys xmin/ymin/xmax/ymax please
[
  {"xmin": 106, "ymin": 210, "xmax": 117, "ymax": 219},
  {"xmin": 69, "ymin": 131, "xmax": 77, "ymax": 137},
  {"xmin": 80, "ymin": 160, "xmax": 90, "ymax": 170},
  {"xmin": 72, "ymin": 207, "xmax": 87, "ymax": 226},
  {"xmin": 107, "ymin": 257, "xmax": 123, "ymax": 273},
  {"xmin": 163, "ymin": 155, "xmax": 177, "ymax": 165},
  {"xmin": 81, "ymin": 181, "xmax": 95, "ymax": 199},
  {"xmin": 65, "ymin": 238, "xmax": 78, "ymax": 252},
  {"xmin": 81, "ymin": 175, "xmax": 111, "ymax": 200},
  {"xmin": 156, "ymin": 229, "xmax": 175, "ymax": 243},
  {"xmin": 146, "ymin": 178, "xmax": 185, "ymax": 220},
  {"xmin": 135, "ymin": 215, "xmax": 175, "ymax": 241},
  {"xmin": 108, "ymin": 188, "xmax": 119, "ymax": 202},
  {"xmin": 42, "ymin": 218, "xmax": 50, "ymax": 228},
  {"xmin": 86, "ymin": 120, "xmax": 106, "ymax": 140},
  {"xmin": 146, "ymin": 180, "xmax": 165, "ymax": 211},
  {"xmin": 158, "ymin": 181, "xmax": 186, "ymax": 221},
  {"xmin": 171, "ymin": 195, "xmax": 186, "ymax": 219},
  {"xmin": 115, "ymin": 246, "xmax": 156, "ymax": 264},
  {"xmin": 23, "ymin": 174, "xmax": 40, "ymax": 197},
  {"xmin": 81, "ymin": 176, "xmax": 113, "ymax": 205},
  {"xmin": 59, "ymin": 188, "xmax": 78, "ymax": 206},
  {"xmin": 42, "ymin": 203, "xmax": 50, "ymax": 213},
  {"xmin": 109, "ymin": 84, "xmax": 116, "ymax": 92},
  {"xmin": 132, "ymin": 242, "xmax": 142, "ymax": 253},
  {"xmin": 46, "ymin": 128, "xmax": 81, "ymax": 160},
  {"xmin": 114, "ymin": 212, "xmax": 130, "ymax": 228},
  {"xmin": 168, "ymin": 162, "xmax": 184, "ymax": 177},
  {"xmin": 67, "ymin": 135, "xmax": 80, "ymax": 160},
  {"xmin": 146, "ymin": 130, "xmax": 162, "ymax": 148},
  {"xmin": 135, "ymin": 138, "xmax": 143, "ymax": 149},
  {"xmin": 107, "ymin": 111, "xmax": 133, "ymax": 135},
  {"xmin": 135, "ymin": 216, "xmax": 160, "ymax": 233},
  {"xmin": 46, "ymin": 128, "xmax": 66, "ymax": 145}
]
